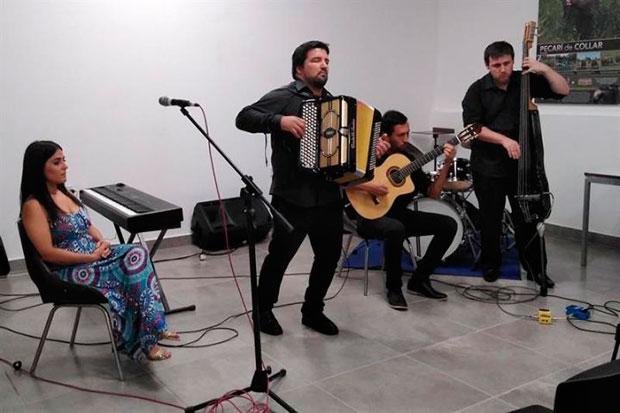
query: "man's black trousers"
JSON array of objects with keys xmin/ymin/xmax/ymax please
[{"xmin": 258, "ymin": 197, "xmax": 343, "ymax": 315}]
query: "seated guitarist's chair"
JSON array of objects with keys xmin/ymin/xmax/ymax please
[
  {"xmin": 338, "ymin": 213, "xmax": 373, "ymax": 296},
  {"xmin": 17, "ymin": 220, "xmax": 124, "ymax": 381},
  {"xmin": 338, "ymin": 213, "xmax": 417, "ymax": 296}
]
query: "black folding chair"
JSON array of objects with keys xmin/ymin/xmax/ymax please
[{"xmin": 17, "ymin": 220, "xmax": 124, "ymax": 380}]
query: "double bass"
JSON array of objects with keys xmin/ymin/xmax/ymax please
[{"xmin": 516, "ymin": 21, "xmax": 552, "ymax": 223}]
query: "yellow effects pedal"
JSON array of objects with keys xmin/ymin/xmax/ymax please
[{"xmin": 538, "ymin": 309, "xmax": 552, "ymax": 325}]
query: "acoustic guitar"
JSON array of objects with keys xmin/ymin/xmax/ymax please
[{"xmin": 345, "ymin": 123, "xmax": 480, "ymax": 219}]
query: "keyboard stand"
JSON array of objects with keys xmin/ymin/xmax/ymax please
[{"xmin": 115, "ymin": 225, "xmax": 196, "ymax": 316}]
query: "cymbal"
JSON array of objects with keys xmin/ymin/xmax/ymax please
[{"xmin": 412, "ymin": 127, "xmax": 455, "ymax": 136}]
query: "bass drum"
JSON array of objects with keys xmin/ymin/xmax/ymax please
[{"xmin": 406, "ymin": 198, "xmax": 463, "ymax": 260}]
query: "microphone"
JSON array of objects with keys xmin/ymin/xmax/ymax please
[{"xmin": 158, "ymin": 96, "xmax": 199, "ymax": 107}]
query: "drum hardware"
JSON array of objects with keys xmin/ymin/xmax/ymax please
[
  {"xmin": 441, "ymin": 158, "xmax": 473, "ymax": 192},
  {"xmin": 501, "ymin": 209, "xmax": 516, "ymax": 254},
  {"xmin": 405, "ymin": 189, "xmax": 517, "ymax": 270},
  {"xmin": 426, "ymin": 170, "xmax": 439, "ymax": 182},
  {"xmin": 443, "ymin": 189, "xmax": 517, "ymax": 265},
  {"xmin": 441, "ymin": 190, "xmax": 481, "ymax": 267}
]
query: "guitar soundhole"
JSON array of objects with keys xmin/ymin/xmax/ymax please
[{"xmin": 388, "ymin": 168, "xmax": 404, "ymax": 186}]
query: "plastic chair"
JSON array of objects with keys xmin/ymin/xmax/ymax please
[{"xmin": 17, "ymin": 220, "xmax": 124, "ymax": 381}]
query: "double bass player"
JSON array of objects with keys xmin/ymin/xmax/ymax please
[{"xmin": 462, "ymin": 40, "xmax": 569, "ymax": 285}]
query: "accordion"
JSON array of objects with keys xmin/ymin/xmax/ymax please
[{"xmin": 299, "ymin": 95, "xmax": 381, "ymax": 187}]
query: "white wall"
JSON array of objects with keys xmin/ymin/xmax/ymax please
[
  {"xmin": 431, "ymin": 0, "xmax": 620, "ymax": 237},
  {"xmin": 1, "ymin": 0, "xmax": 439, "ymax": 260},
  {"xmin": 3, "ymin": 0, "xmax": 618, "ymax": 263}
]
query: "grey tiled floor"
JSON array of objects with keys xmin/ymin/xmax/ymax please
[{"xmin": 1, "ymin": 234, "xmax": 618, "ymax": 412}]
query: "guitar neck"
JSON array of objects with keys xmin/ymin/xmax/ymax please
[{"xmin": 399, "ymin": 135, "xmax": 461, "ymax": 177}]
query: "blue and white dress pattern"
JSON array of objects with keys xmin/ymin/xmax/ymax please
[{"xmin": 49, "ymin": 208, "xmax": 167, "ymax": 360}]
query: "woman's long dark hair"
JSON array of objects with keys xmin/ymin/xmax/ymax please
[{"xmin": 20, "ymin": 140, "xmax": 81, "ymax": 221}]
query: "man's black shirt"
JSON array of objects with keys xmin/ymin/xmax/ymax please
[
  {"xmin": 462, "ymin": 70, "xmax": 564, "ymax": 177},
  {"xmin": 236, "ymin": 80, "xmax": 341, "ymax": 207}
]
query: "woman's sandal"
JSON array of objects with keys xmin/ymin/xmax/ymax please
[
  {"xmin": 147, "ymin": 346, "xmax": 171, "ymax": 361},
  {"xmin": 159, "ymin": 331, "xmax": 180, "ymax": 341}
]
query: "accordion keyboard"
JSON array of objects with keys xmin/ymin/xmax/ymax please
[{"xmin": 300, "ymin": 102, "xmax": 319, "ymax": 170}]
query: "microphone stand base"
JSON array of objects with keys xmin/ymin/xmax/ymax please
[{"xmin": 183, "ymin": 369, "xmax": 294, "ymax": 413}]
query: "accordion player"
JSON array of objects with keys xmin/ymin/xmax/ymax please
[{"xmin": 299, "ymin": 95, "xmax": 382, "ymax": 187}]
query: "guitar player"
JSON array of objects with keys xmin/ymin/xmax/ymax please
[{"xmin": 352, "ymin": 110, "xmax": 458, "ymax": 310}]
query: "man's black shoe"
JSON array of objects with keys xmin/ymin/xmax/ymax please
[
  {"xmin": 541, "ymin": 275, "xmax": 555, "ymax": 288},
  {"xmin": 406, "ymin": 280, "xmax": 447, "ymax": 300},
  {"xmin": 301, "ymin": 312, "xmax": 339, "ymax": 335},
  {"xmin": 483, "ymin": 268, "xmax": 500, "ymax": 282},
  {"xmin": 530, "ymin": 273, "xmax": 555, "ymax": 288},
  {"xmin": 387, "ymin": 290, "xmax": 408, "ymax": 310},
  {"xmin": 259, "ymin": 310, "xmax": 283, "ymax": 336}
]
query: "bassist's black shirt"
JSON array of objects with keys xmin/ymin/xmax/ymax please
[{"xmin": 461, "ymin": 71, "xmax": 564, "ymax": 178}]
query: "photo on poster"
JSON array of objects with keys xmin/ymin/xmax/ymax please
[{"xmin": 537, "ymin": 0, "xmax": 620, "ymax": 104}]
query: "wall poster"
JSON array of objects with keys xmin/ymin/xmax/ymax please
[{"xmin": 537, "ymin": 0, "xmax": 620, "ymax": 104}]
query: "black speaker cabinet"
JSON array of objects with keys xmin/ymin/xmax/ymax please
[
  {"xmin": 553, "ymin": 358, "xmax": 620, "ymax": 412},
  {"xmin": 509, "ymin": 359, "xmax": 620, "ymax": 413},
  {"xmin": 191, "ymin": 196, "xmax": 273, "ymax": 251}
]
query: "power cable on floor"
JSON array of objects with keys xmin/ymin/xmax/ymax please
[
  {"xmin": 432, "ymin": 278, "xmax": 618, "ymax": 334},
  {"xmin": 0, "ymin": 356, "xmax": 186, "ymax": 410}
]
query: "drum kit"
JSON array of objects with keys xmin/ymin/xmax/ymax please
[{"xmin": 406, "ymin": 131, "xmax": 515, "ymax": 266}]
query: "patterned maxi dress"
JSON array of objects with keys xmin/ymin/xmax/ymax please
[{"xmin": 49, "ymin": 207, "xmax": 167, "ymax": 360}]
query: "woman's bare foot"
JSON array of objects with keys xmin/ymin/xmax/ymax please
[
  {"xmin": 147, "ymin": 345, "xmax": 171, "ymax": 361},
  {"xmin": 159, "ymin": 330, "xmax": 180, "ymax": 341}
]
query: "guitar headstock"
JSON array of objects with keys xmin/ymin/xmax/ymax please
[
  {"xmin": 524, "ymin": 21, "xmax": 537, "ymax": 54},
  {"xmin": 457, "ymin": 123, "xmax": 481, "ymax": 144}
]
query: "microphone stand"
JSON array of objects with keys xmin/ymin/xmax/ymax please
[
  {"xmin": 612, "ymin": 314, "xmax": 619, "ymax": 362},
  {"xmin": 176, "ymin": 107, "xmax": 297, "ymax": 413}
]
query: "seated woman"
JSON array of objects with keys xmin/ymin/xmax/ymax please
[{"xmin": 20, "ymin": 140, "xmax": 178, "ymax": 361}]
